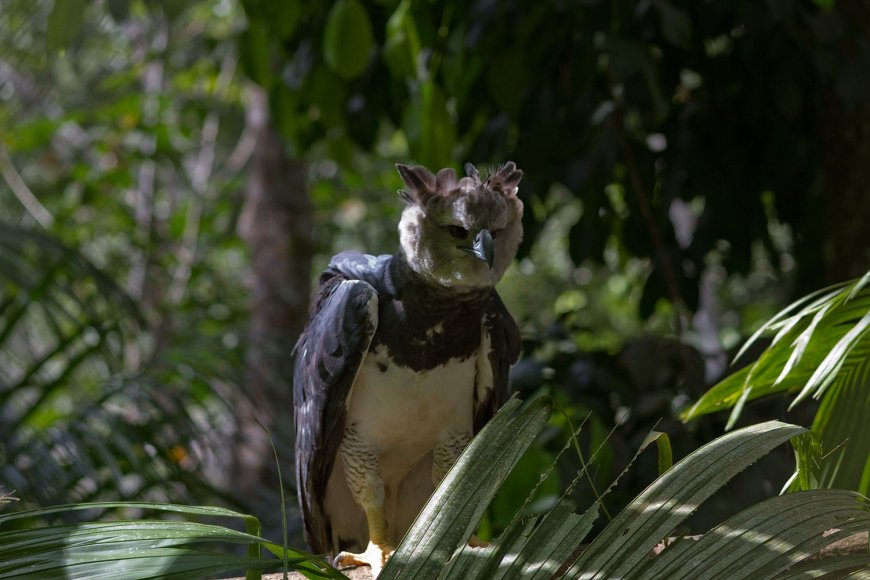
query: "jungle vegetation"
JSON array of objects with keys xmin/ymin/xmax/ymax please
[{"xmin": 1, "ymin": 0, "xmax": 868, "ymax": 577}]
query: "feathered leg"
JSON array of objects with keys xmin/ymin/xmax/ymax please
[{"xmin": 335, "ymin": 426, "xmax": 395, "ymax": 577}]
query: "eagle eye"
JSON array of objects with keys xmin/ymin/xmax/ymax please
[
  {"xmin": 491, "ymin": 228, "xmax": 504, "ymax": 239},
  {"xmin": 444, "ymin": 225, "xmax": 468, "ymax": 239}
]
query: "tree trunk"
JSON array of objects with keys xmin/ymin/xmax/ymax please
[
  {"xmin": 820, "ymin": 0, "xmax": 870, "ymax": 284},
  {"xmin": 234, "ymin": 85, "xmax": 312, "ymax": 502}
]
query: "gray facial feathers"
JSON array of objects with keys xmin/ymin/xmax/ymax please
[{"xmin": 396, "ymin": 162, "xmax": 524, "ymax": 289}]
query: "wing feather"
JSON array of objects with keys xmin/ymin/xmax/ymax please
[
  {"xmin": 474, "ymin": 290, "xmax": 521, "ymax": 433},
  {"xmin": 293, "ymin": 276, "xmax": 378, "ymax": 553}
]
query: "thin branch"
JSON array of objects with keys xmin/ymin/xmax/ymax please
[{"xmin": 0, "ymin": 144, "xmax": 54, "ymax": 227}]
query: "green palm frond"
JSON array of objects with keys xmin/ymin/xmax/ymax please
[
  {"xmin": 379, "ymin": 399, "xmax": 870, "ymax": 578},
  {"xmin": 0, "ymin": 502, "xmax": 343, "ymax": 580},
  {"xmin": 0, "ymin": 223, "xmax": 139, "ymax": 406},
  {"xmin": 681, "ymin": 271, "xmax": 870, "ymax": 495},
  {"xmin": 4, "ymin": 400, "xmax": 867, "ymax": 578},
  {"xmin": 785, "ymin": 355, "xmax": 870, "ymax": 495},
  {"xmin": 0, "ymin": 223, "xmax": 235, "ymax": 512}
]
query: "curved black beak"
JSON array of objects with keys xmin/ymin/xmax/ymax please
[{"xmin": 472, "ymin": 229, "xmax": 494, "ymax": 269}]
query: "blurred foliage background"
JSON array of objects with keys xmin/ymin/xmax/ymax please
[{"xmin": 1, "ymin": 0, "xmax": 868, "ymax": 547}]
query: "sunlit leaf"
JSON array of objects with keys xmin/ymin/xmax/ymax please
[
  {"xmin": 682, "ymin": 273, "xmax": 870, "ymax": 423},
  {"xmin": 570, "ymin": 421, "xmax": 804, "ymax": 577},
  {"xmin": 792, "ymin": 310, "xmax": 870, "ymax": 406},
  {"xmin": 652, "ymin": 431, "xmax": 673, "ymax": 475},
  {"xmin": 639, "ymin": 490, "xmax": 870, "ymax": 578},
  {"xmin": 381, "ymin": 397, "xmax": 551, "ymax": 578},
  {"xmin": 382, "ymin": 408, "xmax": 866, "ymax": 578}
]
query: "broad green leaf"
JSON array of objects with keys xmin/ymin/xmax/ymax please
[
  {"xmin": 682, "ymin": 274, "xmax": 870, "ymax": 424},
  {"xmin": 378, "ymin": 411, "xmax": 856, "ymax": 579},
  {"xmin": 383, "ymin": 0, "xmax": 421, "ymax": 79},
  {"xmin": 0, "ymin": 503, "xmax": 342, "ymax": 580},
  {"xmin": 46, "ymin": 0, "xmax": 86, "ymax": 52},
  {"xmin": 380, "ymin": 397, "xmax": 551, "ymax": 579},
  {"xmin": 323, "ymin": 0, "xmax": 375, "ymax": 80},
  {"xmin": 515, "ymin": 502, "xmax": 598, "ymax": 579},
  {"xmin": 444, "ymin": 515, "xmax": 537, "ymax": 580},
  {"xmin": 732, "ymin": 283, "xmax": 845, "ymax": 365},
  {"xmin": 570, "ymin": 421, "xmax": 805, "ymax": 577},
  {"xmin": 780, "ymin": 554, "xmax": 870, "ymax": 578},
  {"xmin": 792, "ymin": 310, "xmax": 870, "ymax": 406},
  {"xmin": 639, "ymin": 490, "xmax": 870, "ymax": 578},
  {"xmin": 0, "ymin": 501, "xmax": 259, "ymax": 524},
  {"xmin": 653, "ymin": 431, "xmax": 673, "ymax": 475}
]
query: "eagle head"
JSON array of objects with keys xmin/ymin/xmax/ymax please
[{"xmin": 396, "ymin": 162, "xmax": 524, "ymax": 290}]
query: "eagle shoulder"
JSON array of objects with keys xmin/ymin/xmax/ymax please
[{"xmin": 293, "ymin": 259, "xmax": 380, "ymax": 553}]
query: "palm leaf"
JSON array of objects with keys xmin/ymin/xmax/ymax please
[
  {"xmin": 380, "ymin": 397, "xmax": 552, "ymax": 578},
  {"xmin": 0, "ymin": 502, "xmax": 343, "ymax": 580},
  {"xmin": 682, "ymin": 273, "xmax": 870, "ymax": 423},
  {"xmin": 0, "ymin": 223, "xmax": 238, "ymax": 513},
  {"xmin": 638, "ymin": 490, "xmax": 870, "ymax": 578},
  {"xmin": 569, "ymin": 421, "xmax": 804, "ymax": 577},
  {"xmin": 379, "ymin": 398, "xmax": 869, "ymax": 578},
  {"xmin": 681, "ymin": 271, "xmax": 870, "ymax": 496}
]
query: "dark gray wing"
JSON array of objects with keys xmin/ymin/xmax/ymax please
[
  {"xmin": 293, "ymin": 275, "xmax": 378, "ymax": 554},
  {"xmin": 474, "ymin": 290, "xmax": 521, "ymax": 433}
]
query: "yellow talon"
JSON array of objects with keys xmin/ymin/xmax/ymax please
[{"xmin": 335, "ymin": 540, "xmax": 395, "ymax": 577}]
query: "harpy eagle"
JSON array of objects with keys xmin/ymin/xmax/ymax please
[{"xmin": 293, "ymin": 162, "xmax": 523, "ymax": 574}]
